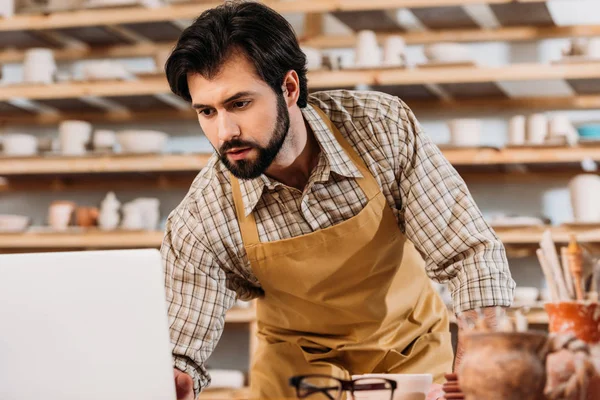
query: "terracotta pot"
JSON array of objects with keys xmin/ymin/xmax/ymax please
[
  {"xmin": 545, "ymin": 302, "xmax": 600, "ymax": 344},
  {"xmin": 458, "ymin": 331, "xmax": 592, "ymax": 400},
  {"xmin": 545, "ymin": 302, "xmax": 600, "ymax": 400},
  {"xmin": 76, "ymin": 207, "xmax": 99, "ymax": 228}
]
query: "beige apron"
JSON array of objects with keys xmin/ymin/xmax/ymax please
[{"xmin": 230, "ymin": 106, "xmax": 453, "ymax": 399}]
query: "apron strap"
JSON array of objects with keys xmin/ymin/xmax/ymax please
[
  {"xmin": 311, "ymin": 106, "xmax": 380, "ymax": 200},
  {"xmin": 230, "ymin": 174, "xmax": 261, "ymax": 247},
  {"xmin": 229, "ymin": 104, "xmax": 383, "ymax": 247}
]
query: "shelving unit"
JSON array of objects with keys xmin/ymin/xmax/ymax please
[{"xmin": 1, "ymin": 0, "xmax": 597, "ymax": 392}]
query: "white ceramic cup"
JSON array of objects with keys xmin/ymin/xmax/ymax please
[
  {"xmin": 301, "ymin": 46, "xmax": 323, "ymax": 71},
  {"xmin": 508, "ymin": 115, "xmax": 526, "ymax": 146},
  {"xmin": 355, "ymin": 30, "xmax": 381, "ymax": 68},
  {"xmin": 133, "ymin": 197, "xmax": 160, "ymax": 230},
  {"xmin": 586, "ymin": 37, "xmax": 600, "ymax": 59},
  {"xmin": 2, "ymin": 134, "xmax": 37, "ymax": 156},
  {"xmin": 0, "ymin": 0, "xmax": 14, "ymax": 18},
  {"xmin": 351, "ymin": 374, "xmax": 432, "ymax": 400},
  {"xmin": 548, "ymin": 114, "xmax": 578, "ymax": 145},
  {"xmin": 383, "ymin": 35, "xmax": 406, "ymax": 67},
  {"xmin": 59, "ymin": 120, "xmax": 92, "ymax": 155},
  {"xmin": 569, "ymin": 174, "xmax": 600, "ymax": 223},
  {"xmin": 48, "ymin": 202, "xmax": 75, "ymax": 230},
  {"xmin": 120, "ymin": 202, "xmax": 144, "ymax": 230},
  {"xmin": 448, "ymin": 118, "xmax": 481, "ymax": 147},
  {"xmin": 526, "ymin": 114, "xmax": 548, "ymax": 145},
  {"xmin": 23, "ymin": 48, "xmax": 57, "ymax": 84},
  {"xmin": 92, "ymin": 130, "xmax": 116, "ymax": 150}
]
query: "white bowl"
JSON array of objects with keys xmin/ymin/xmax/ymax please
[
  {"xmin": 424, "ymin": 43, "xmax": 471, "ymax": 63},
  {"xmin": 0, "ymin": 214, "xmax": 30, "ymax": 232},
  {"xmin": 81, "ymin": 60, "xmax": 133, "ymax": 81},
  {"xmin": 514, "ymin": 287, "xmax": 540, "ymax": 305},
  {"xmin": 117, "ymin": 130, "xmax": 169, "ymax": 153},
  {"xmin": 2, "ymin": 134, "xmax": 38, "ymax": 156},
  {"xmin": 351, "ymin": 373, "xmax": 432, "ymax": 400}
]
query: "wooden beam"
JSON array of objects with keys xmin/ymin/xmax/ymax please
[
  {"xmin": 302, "ymin": 25, "xmax": 600, "ymax": 48},
  {"xmin": 0, "ymin": 0, "xmax": 547, "ymax": 32}
]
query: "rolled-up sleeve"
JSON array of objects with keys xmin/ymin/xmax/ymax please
[
  {"xmin": 391, "ymin": 99, "xmax": 515, "ymax": 313},
  {"xmin": 161, "ymin": 207, "xmax": 237, "ymax": 396}
]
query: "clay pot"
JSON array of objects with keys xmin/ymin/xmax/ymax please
[
  {"xmin": 545, "ymin": 302, "xmax": 600, "ymax": 400},
  {"xmin": 545, "ymin": 302, "xmax": 600, "ymax": 344},
  {"xmin": 458, "ymin": 331, "xmax": 592, "ymax": 400},
  {"xmin": 76, "ymin": 207, "xmax": 99, "ymax": 228}
]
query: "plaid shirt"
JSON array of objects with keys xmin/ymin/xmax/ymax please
[{"xmin": 161, "ymin": 90, "xmax": 515, "ymax": 394}]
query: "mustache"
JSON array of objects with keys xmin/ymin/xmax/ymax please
[{"xmin": 219, "ymin": 139, "xmax": 258, "ymax": 155}]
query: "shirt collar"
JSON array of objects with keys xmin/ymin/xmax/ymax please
[{"xmin": 236, "ymin": 103, "xmax": 362, "ymax": 217}]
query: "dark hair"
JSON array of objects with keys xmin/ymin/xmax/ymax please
[{"xmin": 165, "ymin": 1, "xmax": 308, "ymax": 108}]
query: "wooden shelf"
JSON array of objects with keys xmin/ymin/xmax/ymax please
[
  {"xmin": 0, "ymin": 0, "xmax": 547, "ymax": 32},
  {"xmin": 1, "ymin": 225, "xmax": 599, "ymax": 252},
  {"xmin": 442, "ymin": 145, "xmax": 600, "ymax": 167},
  {"xmin": 0, "ymin": 146, "xmax": 598, "ymax": 178},
  {"xmin": 3, "ymin": 63, "xmax": 600, "ymax": 122},
  {"xmin": 1, "ymin": 63, "xmax": 598, "ymax": 102},
  {"xmin": 0, "ymin": 153, "xmax": 210, "ymax": 175},
  {"xmin": 449, "ymin": 308, "xmax": 549, "ymax": 325}
]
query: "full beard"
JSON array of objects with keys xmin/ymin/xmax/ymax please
[{"xmin": 219, "ymin": 94, "xmax": 290, "ymax": 180}]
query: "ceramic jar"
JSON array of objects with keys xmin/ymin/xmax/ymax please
[{"xmin": 459, "ymin": 331, "xmax": 593, "ymax": 400}]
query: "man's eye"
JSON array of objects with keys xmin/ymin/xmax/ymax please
[
  {"xmin": 233, "ymin": 101, "xmax": 250, "ymax": 109},
  {"xmin": 199, "ymin": 109, "xmax": 214, "ymax": 116}
]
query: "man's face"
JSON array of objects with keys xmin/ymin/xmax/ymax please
[{"xmin": 187, "ymin": 52, "xmax": 290, "ymax": 180}]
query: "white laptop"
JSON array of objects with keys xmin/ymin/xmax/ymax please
[{"xmin": 0, "ymin": 249, "xmax": 177, "ymax": 400}]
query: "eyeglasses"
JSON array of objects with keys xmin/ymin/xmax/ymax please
[{"xmin": 289, "ymin": 374, "xmax": 397, "ymax": 400}]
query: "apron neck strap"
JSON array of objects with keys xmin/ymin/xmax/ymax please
[
  {"xmin": 229, "ymin": 104, "xmax": 382, "ymax": 246},
  {"xmin": 230, "ymin": 174, "xmax": 261, "ymax": 247},
  {"xmin": 311, "ymin": 105, "xmax": 380, "ymax": 199}
]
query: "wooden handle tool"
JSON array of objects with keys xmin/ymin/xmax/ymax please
[{"xmin": 567, "ymin": 234, "xmax": 584, "ymax": 301}]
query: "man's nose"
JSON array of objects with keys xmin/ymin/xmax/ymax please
[{"xmin": 217, "ymin": 112, "xmax": 240, "ymax": 142}]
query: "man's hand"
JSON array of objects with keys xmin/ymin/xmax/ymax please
[
  {"xmin": 174, "ymin": 368, "xmax": 194, "ymax": 400},
  {"xmin": 426, "ymin": 383, "xmax": 444, "ymax": 400}
]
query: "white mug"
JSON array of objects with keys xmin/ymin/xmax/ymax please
[
  {"xmin": 133, "ymin": 197, "xmax": 160, "ymax": 230},
  {"xmin": 585, "ymin": 37, "xmax": 600, "ymax": 59},
  {"xmin": 92, "ymin": 130, "xmax": 116, "ymax": 151},
  {"xmin": 569, "ymin": 174, "xmax": 600, "ymax": 223},
  {"xmin": 355, "ymin": 30, "xmax": 381, "ymax": 68},
  {"xmin": 301, "ymin": 46, "xmax": 323, "ymax": 71},
  {"xmin": 0, "ymin": 0, "xmax": 14, "ymax": 18},
  {"xmin": 23, "ymin": 48, "xmax": 56, "ymax": 84},
  {"xmin": 548, "ymin": 114, "xmax": 578, "ymax": 146},
  {"xmin": 526, "ymin": 114, "xmax": 548, "ymax": 145},
  {"xmin": 382, "ymin": 35, "xmax": 406, "ymax": 67},
  {"xmin": 508, "ymin": 115, "xmax": 526, "ymax": 146},
  {"xmin": 448, "ymin": 118, "xmax": 481, "ymax": 147},
  {"xmin": 48, "ymin": 201, "xmax": 75, "ymax": 230},
  {"xmin": 59, "ymin": 120, "xmax": 92, "ymax": 155},
  {"xmin": 120, "ymin": 202, "xmax": 144, "ymax": 230}
]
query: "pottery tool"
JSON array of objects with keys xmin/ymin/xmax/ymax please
[
  {"xmin": 536, "ymin": 249, "xmax": 559, "ymax": 302},
  {"xmin": 560, "ymin": 246, "xmax": 575, "ymax": 300},
  {"xmin": 567, "ymin": 234, "xmax": 585, "ymax": 301},
  {"xmin": 540, "ymin": 230, "xmax": 570, "ymax": 300}
]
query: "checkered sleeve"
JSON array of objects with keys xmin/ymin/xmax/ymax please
[
  {"xmin": 161, "ymin": 205, "xmax": 237, "ymax": 396},
  {"xmin": 392, "ymin": 99, "xmax": 515, "ymax": 313}
]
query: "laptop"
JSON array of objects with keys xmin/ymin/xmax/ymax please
[{"xmin": 0, "ymin": 249, "xmax": 177, "ymax": 400}]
